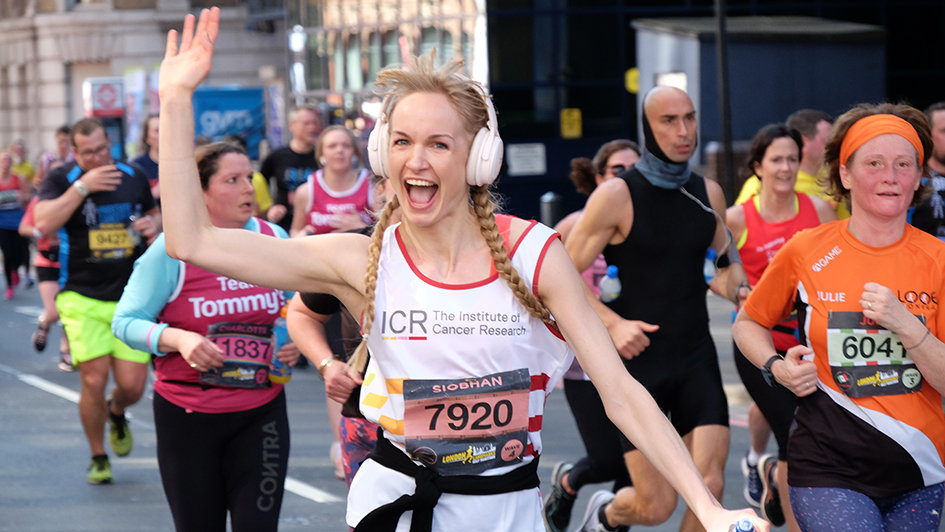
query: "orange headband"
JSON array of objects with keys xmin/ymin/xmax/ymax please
[{"xmin": 840, "ymin": 114, "xmax": 924, "ymax": 166}]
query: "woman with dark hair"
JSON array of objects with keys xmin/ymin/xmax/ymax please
[
  {"xmin": 726, "ymin": 123, "xmax": 835, "ymax": 530},
  {"xmin": 112, "ymin": 141, "xmax": 300, "ymax": 531},
  {"xmin": 735, "ymin": 104, "xmax": 945, "ymax": 532},
  {"xmin": 131, "ymin": 114, "xmax": 160, "ymax": 198},
  {"xmin": 543, "ymin": 139, "xmax": 639, "ymax": 532},
  {"xmin": 154, "ymin": 10, "xmax": 763, "ymax": 531}
]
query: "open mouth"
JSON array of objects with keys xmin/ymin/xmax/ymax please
[{"xmin": 405, "ymin": 178, "xmax": 438, "ymax": 207}]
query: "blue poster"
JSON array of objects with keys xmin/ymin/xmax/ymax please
[{"xmin": 193, "ymin": 87, "xmax": 265, "ymax": 159}]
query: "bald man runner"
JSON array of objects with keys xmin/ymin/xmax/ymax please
[{"xmin": 566, "ymin": 86, "xmax": 748, "ymax": 532}]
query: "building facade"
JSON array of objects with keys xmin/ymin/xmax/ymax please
[{"xmin": 0, "ymin": 0, "xmax": 285, "ymax": 159}]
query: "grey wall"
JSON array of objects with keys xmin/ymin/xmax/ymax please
[{"xmin": 698, "ymin": 39, "xmax": 885, "ymax": 144}]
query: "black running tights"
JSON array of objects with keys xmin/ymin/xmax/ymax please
[
  {"xmin": 0, "ymin": 228, "xmax": 29, "ymax": 287},
  {"xmin": 153, "ymin": 390, "xmax": 290, "ymax": 532}
]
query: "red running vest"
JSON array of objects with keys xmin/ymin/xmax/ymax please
[{"xmin": 740, "ymin": 192, "xmax": 820, "ymax": 350}]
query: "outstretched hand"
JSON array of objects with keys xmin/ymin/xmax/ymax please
[{"xmin": 159, "ymin": 7, "xmax": 220, "ymax": 98}]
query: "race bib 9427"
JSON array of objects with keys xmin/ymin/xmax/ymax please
[{"xmin": 826, "ymin": 311, "xmax": 924, "ymax": 398}]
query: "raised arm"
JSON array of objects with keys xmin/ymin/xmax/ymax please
[
  {"xmin": 538, "ymin": 239, "xmax": 766, "ymax": 532},
  {"xmin": 157, "ymin": 9, "xmax": 366, "ymax": 307}
]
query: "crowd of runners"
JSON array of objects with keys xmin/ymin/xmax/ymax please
[{"xmin": 5, "ymin": 6, "xmax": 945, "ymax": 532}]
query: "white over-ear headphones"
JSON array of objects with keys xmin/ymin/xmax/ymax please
[{"xmin": 367, "ymin": 83, "xmax": 504, "ymax": 187}]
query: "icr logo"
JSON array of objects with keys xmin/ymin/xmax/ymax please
[{"xmin": 380, "ymin": 310, "xmax": 428, "ymax": 335}]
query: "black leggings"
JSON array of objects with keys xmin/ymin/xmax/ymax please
[
  {"xmin": 153, "ymin": 390, "xmax": 290, "ymax": 532},
  {"xmin": 733, "ymin": 342, "xmax": 797, "ymax": 461},
  {"xmin": 0, "ymin": 228, "xmax": 29, "ymax": 287},
  {"xmin": 564, "ymin": 379, "xmax": 631, "ymax": 492}
]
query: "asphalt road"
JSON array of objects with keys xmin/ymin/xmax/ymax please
[{"xmin": 0, "ymin": 284, "xmax": 763, "ymax": 532}]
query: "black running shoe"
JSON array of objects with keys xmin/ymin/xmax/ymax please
[
  {"xmin": 544, "ymin": 461, "xmax": 577, "ymax": 532},
  {"xmin": 32, "ymin": 323, "xmax": 49, "ymax": 352},
  {"xmin": 760, "ymin": 454, "xmax": 785, "ymax": 526}
]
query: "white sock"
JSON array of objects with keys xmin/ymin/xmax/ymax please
[{"xmin": 747, "ymin": 449, "xmax": 762, "ymax": 466}]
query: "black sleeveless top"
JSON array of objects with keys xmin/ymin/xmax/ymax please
[{"xmin": 602, "ymin": 168, "xmax": 717, "ymax": 356}]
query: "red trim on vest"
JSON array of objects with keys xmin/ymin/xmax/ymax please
[
  {"xmin": 528, "ymin": 415, "xmax": 543, "ymax": 432},
  {"xmin": 530, "ymin": 373, "xmax": 550, "ymax": 391},
  {"xmin": 394, "ymin": 214, "xmax": 520, "ymax": 291}
]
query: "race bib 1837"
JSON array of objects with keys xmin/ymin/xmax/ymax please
[
  {"xmin": 199, "ymin": 321, "xmax": 273, "ymax": 389},
  {"xmin": 826, "ymin": 311, "xmax": 924, "ymax": 398},
  {"xmin": 403, "ymin": 368, "xmax": 531, "ymax": 476}
]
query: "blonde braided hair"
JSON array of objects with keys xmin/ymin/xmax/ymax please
[
  {"xmin": 349, "ymin": 195, "xmax": 400, "ymax": 374},
  {"xmin": 470, "ymin": 185, "xmax": 553, "ymax": 323}
]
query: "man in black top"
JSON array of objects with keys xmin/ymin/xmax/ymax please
[
  {"xmin": 259, "ymin": 105, "xmax": 321, "ymax": 231},
  {"xmin": 565, "ymin": 86, "xmax": 748, "ymax": 532},
  {"xmin": 34, "ymin": 118, "xmax": 161, "ymax": 484}
]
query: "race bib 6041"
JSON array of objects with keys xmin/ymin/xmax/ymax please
[{"xmin": 826, "ymin": 311, "xmax": 924, "ymax": 398}]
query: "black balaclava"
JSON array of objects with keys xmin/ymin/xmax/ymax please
[{"xmin": 634, "ymin": 87, "xmax": 695, "ymax": 189}]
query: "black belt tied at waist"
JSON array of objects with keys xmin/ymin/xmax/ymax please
[{"xmin": 354, "ymin": 430, "xmax": 540, "ymax": 532}]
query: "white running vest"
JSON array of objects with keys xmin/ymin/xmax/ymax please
[
  {"xmin": 359, "ymin": 217, "xmax": 573, "ymax": 474},
  {"xmin": 350, "ymin": 217, "xmax": 574, "ymax": 530}
]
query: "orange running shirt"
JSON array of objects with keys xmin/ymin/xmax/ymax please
[{"xmin": 744, "ymin": 219, "xmax": 945, "ymax": 497}]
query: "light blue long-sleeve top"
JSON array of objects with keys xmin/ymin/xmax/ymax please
[{"xmin": 112, "ymin": 218, "xmax": 290, "ymax": 355}]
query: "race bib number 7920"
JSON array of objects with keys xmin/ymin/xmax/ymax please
[{"xmin": 403, "ymin": 368, "xmax": 531, "ymax": 476}]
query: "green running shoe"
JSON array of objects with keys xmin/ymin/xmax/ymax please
[
  {"xmin": 108, "ymin": 401, "xmax": 133, "ymax": 457},
  {"xmin": 88, "ymin": 455, "xmax": 112, "ymax": 484}
]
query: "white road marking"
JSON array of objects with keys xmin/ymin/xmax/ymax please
[
  {"xmin": 284, "ymin": 477, "xmax": 344, "ymax": 503},
  {"xmin": 1, "ymin": 363, "xmax": 340, "ymax": 504},
  {"xmin": 14, "ymin": 305, "xmax": 44, "ymax": 318}
]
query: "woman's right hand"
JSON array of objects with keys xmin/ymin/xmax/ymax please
[
  {"xmin": 159, "ymin": 8, "xmax": 220, "ymax": 99},
  {"xmin": 176, "ymin": 329, "xmax": 226, "ymax": 372},
  {"xmin": 774, "ymin": 345, "xmax": 818, "ymax": 397}
]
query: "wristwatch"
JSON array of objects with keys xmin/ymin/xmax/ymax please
[
  {"xmin": 761, "ymin": 355, "xmax": 783, "ymax": 387},
  {"xmin": 73, "ymin": 180, "xmax": 90, "ymax": 198}
]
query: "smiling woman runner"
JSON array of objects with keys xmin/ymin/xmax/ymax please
[
  {"xmin": 111, "ymin": 142, "xmax": 300, "ymax": 532},
  {"xmin": 154, "ymin": 9, "xmax": 763, "ymax": 532},
  {"xmin": 734, "ymin": 103, "xmax": 945, "ymax": 532}
]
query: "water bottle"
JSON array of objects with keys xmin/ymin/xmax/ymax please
[
  {"xmin": 599, "ymin": 265, "xmax": 622, "ymax": 303},
  {"xmin": 128, "ymin": 204, "xmax": 143, "ymax": 247},
  {"xmin": 704, "ymin": 248, "xmax": 717, "ymax": 284},
  {"xmin": 729, "ymin": 518, "xmax": 756, "ymax": 532},
  {"xmin": 270, "ymin": 306, "xmax": 292, "ymax": 384}
]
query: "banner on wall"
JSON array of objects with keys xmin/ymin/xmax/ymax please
[{"xmin": 192, "ymin": 87, "xmax": 266, "ymax": 159}]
